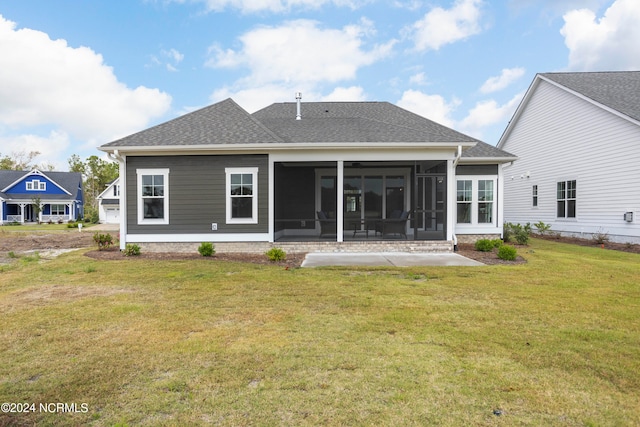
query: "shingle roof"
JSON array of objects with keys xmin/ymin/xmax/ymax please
[
  {"xmin": 541, "ymin": 71, "xmax": 640, "ymax": 122},
  {"xmin": 252, "ymin": 101, "xmax": 480, "ymax": 143},
  {"xmin": 102, "ymin": 98, "xmax": 282, "ymax": 147},
  {"xmin": 0, "ymin": 170, "xmax": 82, "ymax": 200},
  {"xmin": 461, "ymin": 141, "xmax": 516, "ymax": 159},
  {"xmin": 100, "ymin": 98, "xmax": 515, "ymax": 160}
]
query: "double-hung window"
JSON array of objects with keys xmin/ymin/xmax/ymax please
[
  {"xmin": 532, "ymin": 185, "xmax": 538, "ymax": 207},
  {"xmin": 226, "ymin": 167, "xmax": 258, "ymax": 224},
  {"xmin": 557, "ymin": 180, "xmax": 576, "ymax": 218},
  {"xmin": 137, "ymin": 169, "xmax": 169, "ymax": 224},
  {"xmin": 456, "ymin": 180, "xmax": 473, "ymax": 223},
  {"xmin": 456, "ymin": 177, "xmax": 496, "ymax": 225},
  {"xmin": 51, "ymin": 204, "xmax": 65, "ymax": 216}
]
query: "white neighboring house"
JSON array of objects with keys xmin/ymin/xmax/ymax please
[
  {"xmin": 97, "ymin": 178, "xmax": 120, "ymax": 224},
  {"xmin": 498, "ymin": 71, "xmax": 640, "ymax": 243}
]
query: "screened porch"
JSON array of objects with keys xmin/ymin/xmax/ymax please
[{"xmin": 273, "ymin": 160, "xmax": 449, "ymax": 242}]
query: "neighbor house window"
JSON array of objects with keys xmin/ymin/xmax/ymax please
[
  {"xmin": 226, "ymin": 167, "xmax": 258, "ymax": 224},
  {"xmin": 26, "ymin": 180, "xmax": 46, "ymax": 191},
  {"xmin": 457, "ymin": 177, "xmax": 497, "ymax": 226},
  {"xmin": 557, "ymin": 180, "xmax": 576, "ymax": 218},
  {"xmin": 50, "ymin": 204, "xmax": 65, "ymax": 216},
  {"xmin": 113, "ymin": 185, "xmax": 120, "ymax": 197},
  {"xmin": 137, "ymin": 169, "xmax": 169, "ymax": 224},
  {"xmin": 532, "ymin": 185, "xmax": 538, "ymax": 207}
]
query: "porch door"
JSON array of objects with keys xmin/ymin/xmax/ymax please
[
  {"xmin": 343, "ymin": 176, "xmax": 383, "ymax": 234},
  {"xmin": 414, "ymin": 175, "xmax": 446, "ymax": 240}
]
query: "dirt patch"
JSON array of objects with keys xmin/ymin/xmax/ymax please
[
  {"xmin": 0, "ymin": 284, "xmax": 132, "ymax": 312},
  {"xmin": 85, "ymin": 248, "xmax": 307, "ymax": 269}
]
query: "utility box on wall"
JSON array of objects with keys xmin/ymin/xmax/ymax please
[{"xmin": 624, "ymin": 212, "xmax": 634, "ymax": 222}]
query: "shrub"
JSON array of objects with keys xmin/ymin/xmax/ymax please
[
  {"xmin": 503, "ymin": 222, "xmax": 530, "ymax": 245},
  {"xmin": 265, "ymin": 247, "xmax": 286, "ymax": 262},
  {"xmin": 491, "ymin": 239, "xmax": 503, "ymax": 248},
  {"xmin": 198, "ymin": 242, "xmax": 215, "ymax": 257},
  {"xmin": 591, "ymin": 229, "xmax": 610, "ymax": 245},
  {"xmin": 123, "ymin": 243, "xmax": 141, "ymax": 256},
  {"xmin": 497, "ymin": 245, "xmax": 518, "ymax": 261},
  {"xmin": 475, "ymin": 239, "xmax": 494, "ymax": 252},
  {"xmin": 533, "ymin": 221, "xmax": 552, "ymax": 235},
  {"xmin": 93, "ymin": 233, "xmax": 114, "ymax": 251}
]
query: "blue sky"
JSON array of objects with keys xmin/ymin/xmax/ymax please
[{"xmin": 1, "ymin": 0, "xmax": 639, "ymax": 169}]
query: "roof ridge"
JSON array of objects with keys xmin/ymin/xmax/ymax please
[{"xmin": 227, "ymin": 98, "xmax": 285, "ymax": 143}]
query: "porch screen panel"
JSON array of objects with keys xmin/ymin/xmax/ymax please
[
  {"xmin": 320, "ymin": 176, "xmax": 336, "ymax": 218},
  {"xmin": 364, "ymin": 176, "xmax": 382, "ymax": 220},
  {"xmin": 385, "ymin": 176, "xmax": 405, "ymax": 218}
]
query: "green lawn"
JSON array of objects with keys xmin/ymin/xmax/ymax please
[{"xmin": 1, "ymin": 239, "xmax": 639, "ymax": 426}]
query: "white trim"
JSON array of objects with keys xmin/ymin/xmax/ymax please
[
  {"xmin": 99, "ymin": 142, "xmax": 477, "ymax": 156},
  {"xmin": 455, "ymin": 175, "xmax": 498, "ymax": 228},
  {"xmin": 225, "ymin": 167, "xmax": 258, "ymax": 224},
  {"xmin": 127, "ymin": 233, "xmax": 269, "ymax": 243},
  {"xmin": 136, "ymin": 168, "xmax": 170, "ymax": 225}
]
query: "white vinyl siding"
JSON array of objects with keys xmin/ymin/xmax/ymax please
[{"xmin": 501, "ymin": 78, "xmax": 640, "ymax": 242}]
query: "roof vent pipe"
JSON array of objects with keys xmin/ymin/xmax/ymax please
[{"xmin": 295, "ymin": 92, "xmax": 302, "ymax": 120}]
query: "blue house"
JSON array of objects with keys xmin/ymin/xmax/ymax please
[{"xmin": 0, "ymin": 169, "xmax": 84, "ymax": 224}]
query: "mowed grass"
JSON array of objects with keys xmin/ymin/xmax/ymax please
[{"xmin": 0, "ymin": 239, "xmax": 639, "ymax": 426}]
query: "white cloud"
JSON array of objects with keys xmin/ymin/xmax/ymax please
[
  {"xmin": 407, "ymin": 0, "xmax": 484, "ymax": 51},
  {"xmin": 0, "ymin": 131, "xmax": 71, "ymax": 170},
  {"xmin": 480, "ymin": 67, "xmax": 525, "ymax": 94},
  {"xmin": 175, "ymin": 0, "xmax": 367, "ymax": 14},
  {"xmin": 409, "ymin": 72, "xmax": 428, "ymax": 85},
  {"xmin": 207, "ymin": 19, "xmax": 394, "ymax": 108},
  {"xmin": 459, "ymin": 92, "xmax": 523, "ymax": 139},
  {"xmin": 0, "ymin": 15, "xmax": 172, "ymax": 143},
  {"xmin": 207, "ymin": 19, "xmax": 394, "ymax": 86},
  {"xmin": 396, "ymin": 89, "xmax": 460, "ymax": 127},
  {"xmin": 321, "ymin": 86, "xmax": 367, "ymax": 101},
  {"xmin": 561, "ymin": 0, "xmax": 640, "ymax": 70}
]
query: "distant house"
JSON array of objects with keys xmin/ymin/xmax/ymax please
[
  {"xmin": 0, "ymin": 169, "xmax": 84, "ymax": 224},
  {"xmin": 99, "ymin": 97, "xmax": 516, "ymax": 251},
  {"xmin": 498, "ymin": 71, "xmax": 640, "ymax": 243},
  {"xmin": 97, "ymin": 177, "xmax": 120, "ymax": 224}
]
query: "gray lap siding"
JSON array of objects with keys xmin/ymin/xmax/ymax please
[{"xmin": 126, "ymin": 155, "xmax": 269, "ymax": 234}]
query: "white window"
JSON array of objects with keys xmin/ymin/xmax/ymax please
[
  {"xmin": 225, "ymin": 167, "xmax": 258, "ymax": 224},
  {"xmin": 456, "ymin": 177, "xmax": 497, "ymax": 226},
  {"xmin": 26, "ymin": 180, "xmax": 45, "ymax": 191},
  {"xmin": 113, "ymin": 185, "xmax": 120, "ymax": 197},
  {"xmin": 532, "ymin": 185, "xmax": 538, "ymax": 207},
  {"xmin": 557, "ymin": 180, "xmax": 576, "ymax": 218},
  {"xmin": 51, "ymin": 204, "xmax": 65, "ymax": 216},
  {"xmin": 137, "ymin": 169, "xmax": 169, "ymax": 225}
]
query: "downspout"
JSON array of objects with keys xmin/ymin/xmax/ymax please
[
  {"xmin": 452, "ymin": 145, "xmax": 462, "ymax": 251},
  {"xmin": 107, "ymin": 150, "xmax": 126, "ymax": 250}
]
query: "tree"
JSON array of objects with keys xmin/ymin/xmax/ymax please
[
  {"xmin": 67, "ymin": 155, "xmax": 119, "ymax": 219},
  {"xmin": 0, "ymin": 150, "xmax": 41, "ymax": 170}
]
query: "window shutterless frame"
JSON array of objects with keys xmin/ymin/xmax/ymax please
[
  {"xmin": 136, "ymin": 168, "xmax": 169, "ymax": 225},
  {"xmin": 225, "ymin": 167, "xmax": 258, "ymax": 224}
]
